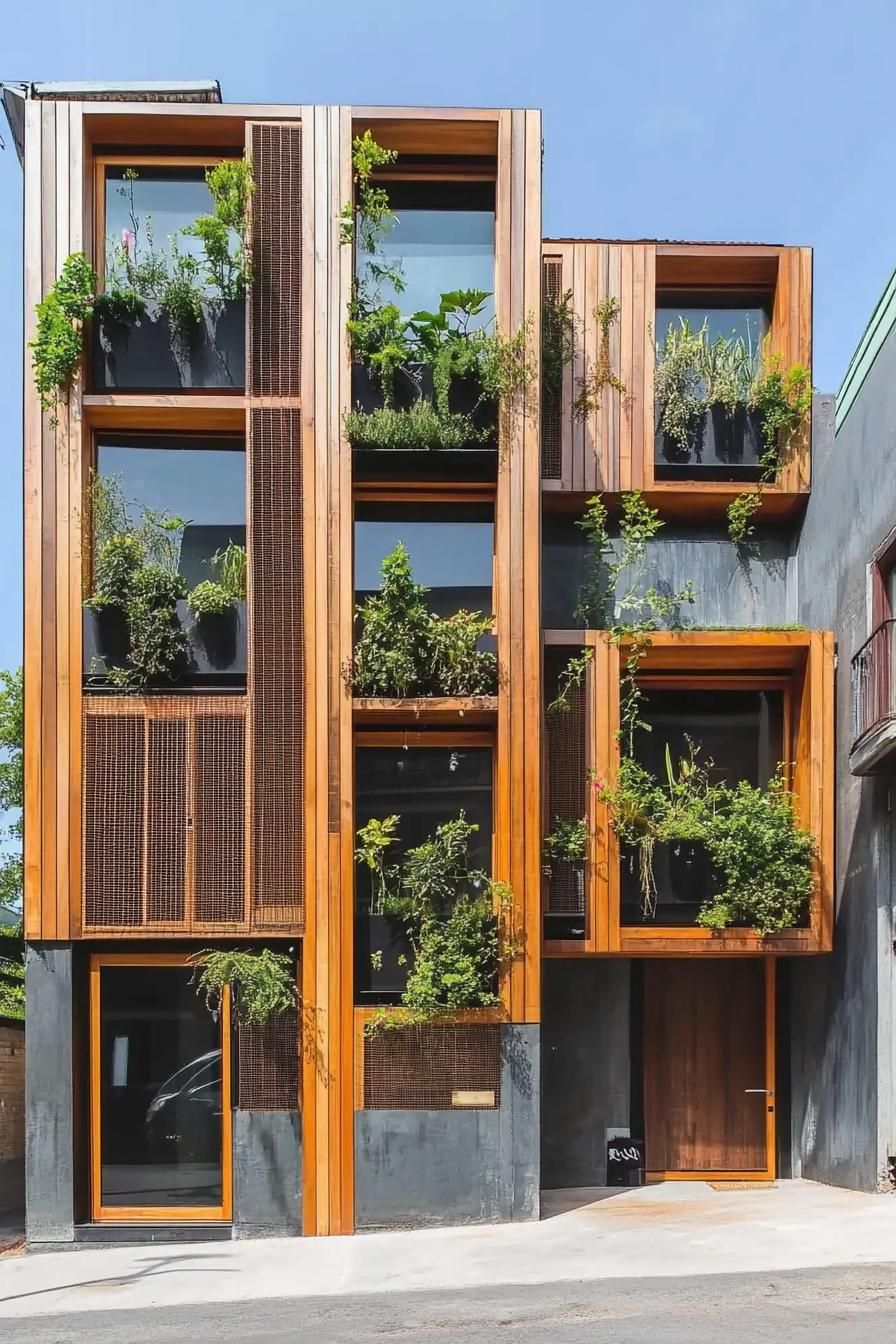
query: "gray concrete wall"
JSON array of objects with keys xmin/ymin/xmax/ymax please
[
  {"xmin": 355, "ymin": 1024, "xmax": 539, "ymax": 1229},
  {"xmin": 232, "ymin": 1110, "xmax": 301, "ymax": 1238},
  {"xmin": 541, "ymin": 959, "xmax": 631, "ymax": 1188},
  {"xmin": 790, "ymin": 390, "xmax": 895, "ymax": 1190},
  {"xmin": 543, "ymin": 516, "xmax": 797, "ymax": 631},
  {"xmin": 25, "ymin": 945, "xmax": 75, "ymax": 1242}
]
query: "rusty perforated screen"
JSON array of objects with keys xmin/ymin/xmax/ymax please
[
  {"xmin": 542, "ymin": 256, "xmax": 563, "ymax": 480},
  {"xmin": 248, "ymin": 407, "xmax": 305, "ymax": 928},
  {"xmin": 236, "ymin": 1010, "xmax": 300, "ymax": 1110},
  {"xmin": 363, "ymin": 1024, "xmax": 502, "ymax": 1110},
  {"xmin": 544, "ymin": 649, "xmax": 587, "ymax": 916},
  {"xmin": 249, "ymin": 122, "xmax": 302, "ymax": 399},
  {"xmin": 82, "ymin": 698, "xmax": 248, "ymax": 931}
]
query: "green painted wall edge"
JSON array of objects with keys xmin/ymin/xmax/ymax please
[{"xmin": 837, "ymin": 266, "xmax": 896, "ymax": 434}]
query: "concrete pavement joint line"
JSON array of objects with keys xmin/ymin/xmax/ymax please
[{"xmin": 2, "ymin": 1182, "xmax": 896, "ymax": 1319}]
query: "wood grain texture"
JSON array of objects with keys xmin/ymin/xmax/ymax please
[
  {"xmin": 643, "ymin": 957, "xmax": 773, "ymax": 1177},
  {"xmin": 541, "ymin": 240, "xmax": 812, "ymax": 512},
  {"xmin": 585, "ymin": 630, "xmax": 835, "ymax": 957}
]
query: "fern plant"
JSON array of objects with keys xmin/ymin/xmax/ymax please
[{"xmin": 191, "ymin": 948, "xmax": 298, "ymax": 1026}]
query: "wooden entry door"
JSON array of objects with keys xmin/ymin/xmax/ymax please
[{"xmin": 643, "ymin": 958, "xmax": 774, "ymax": 1178}]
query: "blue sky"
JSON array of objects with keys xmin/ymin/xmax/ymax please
[{"xmin": 2, "ymin": 0, "xmax": 894, "ymax": 668}]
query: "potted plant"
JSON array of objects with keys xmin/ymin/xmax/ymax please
[
  {"xmin": 542, "ymin": 816, "xmax": 588, "ymax": 941},
  {"xmin": 350, "ymin": 543, "xmax": 497, "ymax": 699},
  {"xmin": 91, "ymin": 160, "xmax": 252, "ymax": 391},
  {"xmin": 358, "ymin": 812, "xmax": 514, "ymax": 1022},
  {"xmin": 185, "ymin": 541, "xmax": 248, "ymax": 677},
  {"xmin": 355, "ymin": 816, "xmax": 413, "ymax": 1001}
]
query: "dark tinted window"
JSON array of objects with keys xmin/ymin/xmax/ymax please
[
  {"xmin": 355, "ymin": 743, "xmax": 493, "ymax": 911},
  {"xmin": 621, "ymin": 688, "xmax": 784, "ymax": 927},
  {"xmin": 356, "ymin": 181, "xmax": 496, "ymax": 326},
  {"xmin": 355, "ymin": 502, "xmax": 494, "ymax": 619},
  {"xmin": 96, "ymin": 435, "xmax": 245, "ymax": 588},
  {"xmin": 98, "ymin": 965, "xmax": 223, "ymax": 1210},
  {"xmin": 655, "ymin": 289, "xmax": 770, "ymax": 356}
]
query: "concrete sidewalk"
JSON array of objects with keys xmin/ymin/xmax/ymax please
[{"xmin": 0, "ymin": 1180, "xmax": 894, "ymax": 1319}]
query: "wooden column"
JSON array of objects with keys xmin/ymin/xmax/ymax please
[{"xmin": 23, "ymin": 97, "xmax": 84, "ymax": 942}]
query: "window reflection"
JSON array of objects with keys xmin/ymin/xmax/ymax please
[
  {"xmin": 355, "ymin": 502, "xmax": 494, "ymax": 620},
  {"xmin": 655, "ymin": 290, "xmax": 770, "ymax": 356},
  {"xmin": 98, "ymin": 965, "xmax": 224, "ymax": 1209},
  {"xmin": 104, "ymin": 166, "xmax": 220, "ymax": 295},
  {"xmin": 96, "ymin": 435, "xmax": 246, "ymax": 589},
  {"xmin": 356, "ymin": 181, "xmax": 496, "ymax": 325}
]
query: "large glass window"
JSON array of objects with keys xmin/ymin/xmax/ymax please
[
  {"xmin": 96, "ymin": 963, "xmax": 226, "ymax": 1212},
  {"xmin": 95, "ymin": 435, "xmax": 246, "ymax": 589},
  {"xmin": 104, "ymin": 165, "xmax": 222, "ymax": 297},
  {"xmin": 655, "ymin": 289, "xmax": 770, "ymax": 356},
  {"xmin": 355, "ymin": 502, "xmax": 494, "ymax": 619},
  {"xmin": 356, "ymin": 181, "xmax": 496, "ymax": 326},
  {"xmin": 621, "ymin": 687, "xmax": 784, "ymax": 927}
]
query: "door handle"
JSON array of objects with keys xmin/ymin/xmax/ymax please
[{"xmin": 744, "ymin": 1088, "xmax": 771, "ymax": 1094}]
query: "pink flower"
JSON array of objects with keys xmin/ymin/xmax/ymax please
[{"xmin": 121, "ymin": 228, "xmax": 135, "ymax": 255}]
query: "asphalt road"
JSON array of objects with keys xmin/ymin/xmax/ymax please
[{"xmin": 3, "ymin": 1263, "xmax": 896, "ymax": 1342}]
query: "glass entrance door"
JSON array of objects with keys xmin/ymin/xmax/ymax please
[{"xmin": 90, "ymin": 956, "xmax": 231, "ymax": 1221}]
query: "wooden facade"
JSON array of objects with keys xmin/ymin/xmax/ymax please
[
  {"xmin": 18, "ymin": 92, "xmax": 832, "ymax": 1232},
  {"xmin": 541, "ymin": 240, "xmax": 812, "ymax": 514}
]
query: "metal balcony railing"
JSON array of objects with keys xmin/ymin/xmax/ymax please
[{"xmin": 851, "ymin": 619, "xmax": 896, "ymax": 745}]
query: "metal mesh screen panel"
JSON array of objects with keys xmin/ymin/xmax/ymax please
[
  {"xmin": 194, "ymin": 713, "xmax": 246, "ymax": 925},
  {"xmin": 248, "ymin": 407, "xmax": 305, "ymax": 929},
  {"xmin": 544, "ymin": 649, "xmax": 587, "ymax": 916},
  {"xmin": 363, "ymin": 1024, "xmax": 501, "ymax": 1111},
  {"xmin": 84, "ymin": 714, "xmax": 145, "ymax": 927},
  {"xmin": 236, "ymin": 1011, "xmax": 300, "ymax": 1110},
  {"xmin": 147, "ymin": 718, "xmax": 187, "ymax": 923},
  {"xmin": 249, "ymin": 122, "xmax": 302, "ymax": 399},
  {"xmin": 83, "ymin": 698, "xmax": 248, "ymax": 931},
  {"xmin": 542, "ymin": 256, "xmax": 563, "ymax": 480}
]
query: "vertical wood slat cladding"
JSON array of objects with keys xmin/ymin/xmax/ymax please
[
  {"xmin": 541, "ymin": 241, "xmax": 811, "ymax": 500},
  {"xmin": 248, "ymin": 122, "xmax": 303, "ymax": 398},
  {"xmin": 83, "ymin": 714, "xmax": 144, "ymax": 927},
  {"xmin": 82, "ymin": 698, "xmax": 248, "ymax": 934},
  {"xmin": 24, "ymin": 99, "xmax": 85, "ymax": 939},
  {"xmin": 246, "ymin": 119, "xmax": 305, "ymax": 930},
  {"xmin": 495, "ymin": 109, "xmax": 543, "ymax": 1023}
]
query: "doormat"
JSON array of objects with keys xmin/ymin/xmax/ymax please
[{"xmin": 708, "ymin": 1181, "xmax": 775, "ymax": 1191}]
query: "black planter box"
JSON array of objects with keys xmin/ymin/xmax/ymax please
[
  {"xmin": 620, "ymin": 839, "xmax": 712, "ymax": 926},
  {"xmin": 92, "ymin": 298, "xmax": 245, "ymax": 391},
  {"xmin": 349, "ymin": 360, "xmax": 498, "ymax": 453},
  {"xmin": 355, "ymin": 912, "xmax": 413, "ymax": 1003},
  {"xmin": 83, "ymin": 599, "xmax": 247, "ymax": 688},
  {"xmin": 655, "ymin": 406, "xmax": 766, "ymax": 480}
]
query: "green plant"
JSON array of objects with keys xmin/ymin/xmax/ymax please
[
  {"xmin": 352, "ymin": 542, "xmax": 434, "ymax": 698},
  {"xmin": 355, "ymin": 815, "xmax": 401, "ymax": 915},
  {"xmin": 428, "ymin": 610, "xmax": 497, "ymax": 697},
  {"xmin": 362, "ymin": 813, "xmax": 516, "ymax": 1031},
  {"xmin": 345, "ymin": 400, "xmax": 483, "ymax": 452},
  {"xmin": 187, "ymin": 542, "xmax": 247, "ymax": 616},
  {"xmin": 191, "ymin": 948, "xmax": 298, "ymax": 1026},
  {"xmin": 543, "ymin": 817, "xmax": 588, "ymax": 865},
  {"xmin": 542, "ymin": 285, "xmax": 576, "ymax": 399},
  {"xmin": 347, "ymin": 301, "xmax": 413, "ymax": 406},
  {"xmin": 185, "ymin": 157, "xmax": 254, "ymax": 300},
  {"xmin": 352, "ymin": 544, "xmax": 497, "ymax": 698},
  {"xmin": 546, "ymin": 648, "xmax": 593, "ymax": 717},
  {"xmin": 31, "ymin": 252, "xmax": 97, "ymax": 421},
  {"xmin": 653, "ymin": 318, "xmax": 706, "ymax": 453},
  {"xmin": 0, "ymin": 668, "xmax": 24, "ymax": 1018},
  {"xmin": 85, "ymin": 473, "xmax": 189, "ymax": 689},
  {"xmin": 726, "ymin": 350, "xmax": 814, "ymax": 544},
  {"xmin": 341, "ymin": 130, "xmax": 399, "ymax": 255},
  {"xmin": 573, "ymin": 296, "xmax": 626, "ymax": 420},
  {"xmin": 697, "ymin": 770, "xmax": 816, "ymax": 935}
]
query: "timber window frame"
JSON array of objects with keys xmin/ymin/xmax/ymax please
[{"xmin": 88, "ymin": 950, "xmax": 233, "ymax": 1223}]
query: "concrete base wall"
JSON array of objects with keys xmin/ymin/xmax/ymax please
[
  {"xmin": 232, "ymin": 1110, "xmax": 301, "ymax": 1238},
  {"xmin": 355, "ymin": 1024, "xmax": 539, "ymax": 1230},
  {"xmin": 541, "ymin": 959, "xmax": 632, "ymax": 1187},
  {"xmin": 25, "ymin": 945, "xmax": 75, "ymax": 1242}
]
